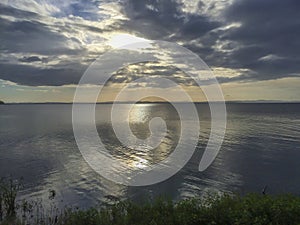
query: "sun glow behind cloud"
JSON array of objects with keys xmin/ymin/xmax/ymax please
[{"xmin": 108, "ymin": 34, "xmax": 152, "ymax": 49}]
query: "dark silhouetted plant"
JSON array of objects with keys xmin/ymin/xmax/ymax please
[{"xmin": 0, "ymin": 177, "xmax": 23, "ymax": 220}]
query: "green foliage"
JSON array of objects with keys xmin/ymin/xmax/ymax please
[
  {"xmin": 1, "ymin": 178, "xmax": 300, "ymax": 225},
  {"xmin": 46, "ymin": 194, "xmax": 300, "ymax": 225}
]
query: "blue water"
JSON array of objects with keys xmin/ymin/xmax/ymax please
[{"xmin": 0, "ymin": 103, "xmax": 300, "ymax": 208}]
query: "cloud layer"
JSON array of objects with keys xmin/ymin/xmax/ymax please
[{"xmin": 0, "ymin": 0, "xmax": 299, "ymax": 87}]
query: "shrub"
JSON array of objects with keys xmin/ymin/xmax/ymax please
[{"xmin": 1, "ymin": 177, "xmax": 300, "ymax": 225}]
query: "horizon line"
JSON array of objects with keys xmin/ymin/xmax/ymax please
[{"xmin": 2, "ymin": 100, "xmax": 300, "ymax": 104}]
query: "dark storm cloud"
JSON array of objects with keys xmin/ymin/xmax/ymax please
[
  {"xmin": 121, "ymin": 0, "xmax": 183, "ymax": 39},
  {"xmin": 0, "ymin": 17, "xmax": 84, "ymax": 55},
  {"xmin": 0, "ymin": 3, "xmax": 99, "ymax": 86},
  {"xmin": 121, "ymin": 0, "xmax": 300, "ymax": 82},
  {"xmin": 182, "ymin": 28, "xmax": 224, "ymax": 65},
  {"xmin": 220, "ymin": 0, "xmax": 300, "ymax": 80},
  {"xmin": 180, "ymin": 14, "xmax": 220, "ymax": 39},
  {"xmin": 19, "ymin": 56, "xmax": 43, "ymax": 63},
  {"xmin": 122, "ymin": 0, "xmax": 221, "ymax": 40},
  {"xmin": 0, "ymin": 16, "xmax": 87, "ymax": 85},
  {"xmin": 0, "ymin": 62, "xmax": 86, "ymax": 86}
]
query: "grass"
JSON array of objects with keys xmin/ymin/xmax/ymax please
[
  {"xmin": 0, "ymin": 177, "xmax": 23, "ymax": 221},
  {"xmin": 1, "ymin": 178, "xmax": 300, "ymax": 225}
]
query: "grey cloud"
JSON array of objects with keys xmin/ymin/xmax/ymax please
[
  {"xmin": 122, "ymin": 0, "xmax": 221, "ymax": 40},
  {"xmin": 1, "ymin": 0, "xmax": 222, "ymax": 87},
  {"xmin": 0, "ymin": 17, "xmax": 85, "ymax": 55},
  {"xmin": 19, "ymin": 56, "xmax": 43, "ymax": 63},
  {"xmin": 122, "ymin": 0, "xmax": 300, "ymax": 82},
  {"xmin": 0, "ymin": 3, "xmax": 100, "ymax": 86},
  {"xmin": 53, "ymin": 0, "xmax": 103, "ymax": 21},
  {"xmin": 0, "ymin": 62, "xmax": 86, "ymax": 86},
  {"xmin": 220, "ymin": 0, "xmax": 300, "ymax": 80},
  {"xmin": 180, "ymin": 14, "xmax": 220, "ymax": 39},
  {"xmin": 1, "ymin": 0, "xmax": 300, "ymax": 87},
  {"xmin": 0, "ymin": 15, "xmax": 88, "ymax": 85},
  {"xmin": 0, "ymin": 3, "xmax": 39, "ymax": 18}
]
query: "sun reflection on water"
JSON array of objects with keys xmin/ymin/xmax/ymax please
[{"xmin": 98, "ymin": 103, "xmax": 181, "ymax": 170}]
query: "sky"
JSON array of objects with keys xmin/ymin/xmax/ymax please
[{"xmin": 0, "ymin": 0, "xmax": 300, "ymax": 102}]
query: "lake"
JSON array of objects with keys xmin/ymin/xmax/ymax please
[{"xmin": 0, "ymin": 103, "xmax": 300, "ymax": 208}]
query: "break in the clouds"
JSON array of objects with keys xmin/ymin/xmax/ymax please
[{"xmin": 0, "ymin": 0, "xmax": 300, "ymax": 89}]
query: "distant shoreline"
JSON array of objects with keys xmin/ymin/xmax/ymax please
[{"xmin": 2, "ymin": 101, "xmax": 300, "ymax": 105}]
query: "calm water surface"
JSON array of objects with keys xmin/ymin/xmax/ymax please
[{"xmin": 0, "ymin": 103, "xmax": 300, "ymax": 208}]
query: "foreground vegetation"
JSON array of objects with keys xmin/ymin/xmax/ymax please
[{"xmin": 1, "ymin": 178, "xmax": 300, "ymax": 225}]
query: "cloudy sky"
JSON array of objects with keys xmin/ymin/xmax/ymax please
[{"xmin": 1, "ymin": 0, "xmax": 300, "ymax": 102}]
